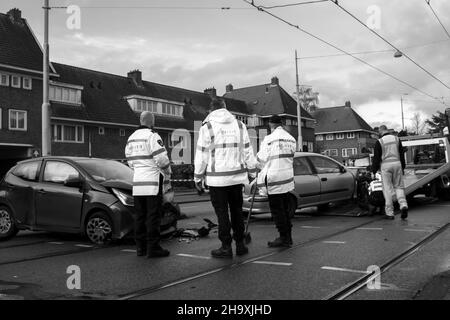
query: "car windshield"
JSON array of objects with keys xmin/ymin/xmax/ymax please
[{"xmin": 75, "ymin": 159, "xmax": 133, "ymax": 183}]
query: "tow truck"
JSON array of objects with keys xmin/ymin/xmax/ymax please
[{"xmin": 400, "ymin": 108, "xmax": 450, "ymax": 200}]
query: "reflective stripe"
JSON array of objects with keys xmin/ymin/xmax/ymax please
[
  {"xmin": 267, "ymin": 153, "xmax": 294, "ymax": 161},
  {"xmin": 237, "ymin": 121, "xmax": 244, "ymax": 170},
  {"xmin": 257, "ymin": 177, "xmax": 294, "ymax": 187},
  {"xmin": 126, "ymin": 155, "xmax": 153, "ymax": 161},
  {"xmin": 268, "ymin": 139, "xmax": 296, "ymax": 145},
  {"xmin": 152, "ymin": 148, "xmax": 166, "ymax": 157},
  {"xmin": 127, "ymin": 139, "xmax": 148, "ymax": 144},
  {"xmin": 133, "ymin": 181, "xmax": 159, "ymax": 186},
  {"xmin": 215, "ymin": 143, "xmax": 238, "ymax": 148},
  {"xmin": 206, "ymin": 122, "xmax": 216, "ymax": 172},
  {"xmin": 206, "ymin": 168, "xmax": 247, "ymax": 176}
]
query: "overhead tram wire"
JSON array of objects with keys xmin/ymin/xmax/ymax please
[
  {"xmin": 48, "ymin": 6, "xmax": 252, "ymax": 10},
  {"xmin": 330, "ymin": 0, "xmax": 450, "ymax": 92},
  {"xmin": 425, "ymin": 0, "xmax": 450, "ymax": 39},
  {"xmin": 259, "ymin": 0, "xmax": 329, "ymax": 9},
  {"xmin": 242, "ymin": 0, "xmax": 448, "ymax": 107}
]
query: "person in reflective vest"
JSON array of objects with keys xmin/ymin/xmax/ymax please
[
  {"xmin": 125, "ymin": 111, "xmax": 171, "ymax": 258},
  {"xmin": 372, "ymin": 125, "xmax": 408, "ymax": 220},
  {"xmin": 194, "ymin": 98, "xmax": 257, "ymax": 258},
  {"xmin": 257, "ymin": 115, "xmax": 296, "ymax": 247}
]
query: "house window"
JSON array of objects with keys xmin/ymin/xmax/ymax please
[
  {"xmin": 23, "ymin": 77, "xmax": 32, "ymax": 90},
  {"xmin": 326, "ymin": 134, "xmax": 334, "ymax": 140},
  {"xmin": 119, "ymin": 129, "xmax": 126, "ymax": 137},
  {"xmin": 347, "ymin": 132, "xmax": 355, "ymax": 139},
  {"xmin": 98, "ymin": 127, "xmax": 105, "ymax": 135},
  {"xmin": 9, "ymin": 109, "xmax": 27, "ymax": 131},
  {"xmin": 53, "ymin": 124, "xmax": 84, "ymax": 143},
  {"xmin": 235, "ymin": 115, "xmax": 249, "ymax": 125},
  {"xmin": 49, "ymin": 85, "xmax": 82, "ymax": 105},
  {"xmin": 323, "ymin": 149, "xmax": 338, "ymax": 157},
  {"xmin": 336, "ymin": 133, "xmax": 344, "ymax": 140},
  {"xmin": 342, "ymin": 148, "xmax": 357, "ymax": 158},
  {"xmin": 162, "ymin": 103, "xmax": 182, "ymax": 117},
  {"xmin": 11, "ymin": 75, "xmax": 21, "ymax": 88},
  {"xmin": 316, "ymin": 135, "xmax": 324, "ymax": 141},
  {"xmin": 0, "ymin": 73, "xmax": 9, "ymax": 86}
]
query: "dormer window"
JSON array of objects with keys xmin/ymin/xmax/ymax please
[
  {"xmin": 125, "ymin": 95, "xmax": 184, "ymax": 118},
  {"xmin": 49, "ymin": 81, "xmax": 82, "ymax": 105}
]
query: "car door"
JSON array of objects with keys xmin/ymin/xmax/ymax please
[
  {"xmin": 293, "ymin": 156, "xmax": 321, "ymax": 206},
  {"xmin": 35, "ymin": 160, "xmax": 84, "ymax": 229},
  {"xmin": 308, "ymin": 156, "xmax": 353, "ymax": 203},
  {"xmin": 3, "ymin": 160, "xmax": 42, "ymax": 226}
]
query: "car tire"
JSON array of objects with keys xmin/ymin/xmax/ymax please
[
  {"xmin": 85, "ymin": 212, "xmax": 113, "ymax": 245},
  {"xmin": 0, "ymin": 205, "xmax": 18, "ymax": 241},
  {"xmin": 287, "ymin": 194, "xmax": 297, "ymax": 218}
]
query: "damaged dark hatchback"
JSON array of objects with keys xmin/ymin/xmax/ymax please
[{"xmin": 0, "ymin": 157, "xmax": 136, "ymax": 244}]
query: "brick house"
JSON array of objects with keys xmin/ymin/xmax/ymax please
[
  {"xmin": 311, "ymin": 101, "xmax": 377, "ymax": 164},
  {"xmin": 223, "ymin": 77, "xmax": 316, "ymax": 152}
]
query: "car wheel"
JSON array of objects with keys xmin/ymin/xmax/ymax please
[
  {"xmin": 85, "ymin": 212, "xmax": 113, "ymax": 245},
  {"xmin": 287, "ymin": 194, "xmax": 297, "ymax": 218},
  {"xmin": 0, "ymin": 205, "xmax": 18, "ymax": 241}
]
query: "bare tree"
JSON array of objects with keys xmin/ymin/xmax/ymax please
[{"xmin": 410, "ymin": 112, "xmax": 426, "ymax": 135}]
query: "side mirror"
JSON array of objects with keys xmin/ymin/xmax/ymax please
[
  {"xmin": 64, "ymin": 175, "xmax": 84, "ymax": 188},
  {"xmin": 340, "ymin": 166, "xmax": 347, "ymax": 173}
]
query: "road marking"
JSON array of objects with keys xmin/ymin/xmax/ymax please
[
  {"xmin": 121, "ymin": 249, "xmax": 137, "ymax": 253},
  {"xmin": 252, "ymin": 261, "xmax": 292, "ymax": 266},
  {"xmin": 404, "ymin": 228, "xmax": 430, "ymax": 232},
  {"xmin": 321, "ymin": 266, "xmax": 369, "ymax": 274},
  {"xmin": 357, "ymin": 227, "xmax": 383, "ymax": 231},
  {"xmin": 300, "ymin": 226, "xmax": 321, "ymax": 229},
  {"xmin": 177, "ymin": 253, "xmax": 211, "ymax": 260},
  {"xmin": 323, "ymin": 241, "xmax": 347, "ymax": 244},
  {"xmin": 75, "ymin": 244, "xmax": 93, "ymax": 248},
  {"xmin": 48, "ymin": 242, "xmax": 64, "ymax": 245}
]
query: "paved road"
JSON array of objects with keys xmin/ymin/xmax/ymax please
[{"xmin": 0, "ymin": 198, "xmax": 448, "ymax": 300}]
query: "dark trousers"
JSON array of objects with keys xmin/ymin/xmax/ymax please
[
  {"xmin": 134, "ymin": 175, "xmax": 163, "ymax": 249},
  {"xmin": 268, "ymin": 192, "xmax": 292, "ymax": 237},
  {"xmin": 209, "ymin": 184, "xmax": 245, "ymax": 246}
]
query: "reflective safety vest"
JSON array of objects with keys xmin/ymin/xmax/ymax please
[
  {"xmin": 379, "ymin": 134, "xmax": 401, "ymax": 166},
  {"xmin": 125, "ymin": 127, "xmax": 171, "ymax": 196},
  {"xmin": 256, "ymin": 126, "xmax": 296, "ymax": 195},
  {"xmin": 368, "ymin": 173, "xmax": 383, "ymax": 194},
  {"xmin": 194, "ymin": 108, "xmax": 257, "ymax": 187}
]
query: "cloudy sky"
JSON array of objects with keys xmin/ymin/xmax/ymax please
[{"xmin": 2, "ymin": 0, "xmax": 449, "ymax": 131}]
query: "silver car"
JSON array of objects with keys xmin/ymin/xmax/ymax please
[{"xmin": 243, "ymin": 152, "xmax": 356, "ymax": 216}]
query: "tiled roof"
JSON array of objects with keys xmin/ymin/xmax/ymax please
[
  {"xmin": 223, "ymin": 83, "xmax": 314, "ymax": 119},
  {"xmin": 0, "ymin": 11, "xmax": 49, "ymax": 72},
  {"xmin": 312, "ymin": 106, "xmax": 374, "ymax": 133},
  {"xmin": 51, "ymin": 63, "xmax": 251, "ymax": 130}
]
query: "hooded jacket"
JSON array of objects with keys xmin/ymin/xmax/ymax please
[{"xmin": 194, "ymin": 108, "xmax": 257, "ymax": 187}]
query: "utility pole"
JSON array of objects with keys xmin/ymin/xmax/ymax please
[
  {"xmin": 42, "ymin": 0, "xmax": 51, "ymax": 156},
  {"xmin": 295, "ymin": 50, "xmax": 303, "ymax": 151},
  {"xmin": 400, "ymin": 93, "xmax": 408, "ymax": 131}
]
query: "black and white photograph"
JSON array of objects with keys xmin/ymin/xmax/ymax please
[{"xmin": 0, "ymin": 0, "xmax": 449, "ymax": 307}]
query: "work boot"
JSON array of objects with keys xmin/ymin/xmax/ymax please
[
  {"xmin": 235, "ymin": 241, "xmax": 249, "ymax": 256},
  {"xmin": 268, "ymin": 236, "xmax": 291, "ymax": 248},
  {"xmin": 400, "ymin": 207, "xmax": 408, "ymax": 220},
  {"xmin": 147, "ymin": 244, "xmax": 170, "ymax": 258},
  {"xmin": 211, "ymin": 244, "xmax": 233, "ymax": 258},
  {"xmin": 287, "ymin": 231, "xmax": 293, "ymax": 246}
]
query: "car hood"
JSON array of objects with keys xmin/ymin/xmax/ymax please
[{"xmin": 100, "ymin": 180, "xmax": 132, "ymax": 191}]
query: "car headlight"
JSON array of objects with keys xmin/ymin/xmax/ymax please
[{"xmin": 112, "ymin": 188, "xmax": 134, "ymax": 207}]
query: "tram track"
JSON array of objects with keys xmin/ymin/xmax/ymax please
[
  {"xmin": 118, "ymin": 217, "xmax": 382, "ymax": 300},
  {"xmin": 325, "ymin": 222, "xmax": 450, "ymax": 300}
]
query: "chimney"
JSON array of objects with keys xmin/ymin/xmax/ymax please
[
  {"xmin": 225, "ymin": 84, "xmax": 233, "ymax": 93},
  {"xmin": 204, "ymin": 87, "xmax": 217, "ymax": 98},
  {"xmin": 127, "ymin": 69, "xmax": 143, "ymax": 87},
  {"xmin": 7, "ymin": 8, "xmax": 22, "ymax": 23},
  {"xmin": 344, "ymin": 101, "xmax": 351, "ymax": 108},
  {"xmin": 270, "ymin": 76, "xmax": 279, "ymax": 86}
]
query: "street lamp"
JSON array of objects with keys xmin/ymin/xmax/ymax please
[
  {"xmin": 400, "ymin": 93, "xmax": 408, "ymax": 131},
  {"xmin": 295, "ymin": 50, "xmax": 303, "ymax": 152},
  {"xmin": 42, "ymin": 0, "xmax": 51, "ymax": 156}
]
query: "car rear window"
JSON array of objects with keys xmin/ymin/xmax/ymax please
[{"xmin": 12, "ymin": 161, "xmax": 40, "ymax": 182}]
